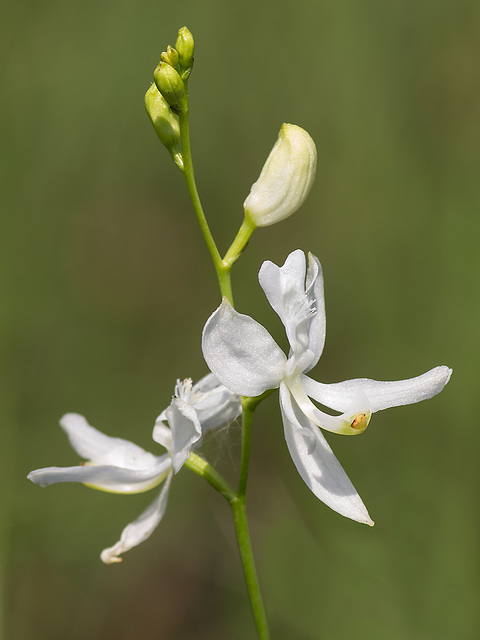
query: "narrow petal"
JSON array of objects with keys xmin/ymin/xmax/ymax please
[
  {"xmin": 280, "ymin": 383, "xmax": 373, "ymax": 525},
  {"xmin": 259, "ymin": 250, "xmax": 310, "ymax": 356},
  {"xmin": 27, "ymin": 455, "xmax": 171, "ymax": 494},
  {"xmin": 165, "ymin": 397, "xmax": 202, "ymax": 473},
  {"xmin": 301, "ymin": 365, "xmax": 452, "ymax": 413},
  {"xmin": 100, "ymin": 472, "xmax": 173, "ymax": 564},
  {"xmin": 258, "ymin": 249, "xmax": 307, "ymax": 325},
  {"xmin": 303, "ymin": 253, "xmax": 326, "ymax": 371},
  {"xmin": 152, "ymin": 421, "xmax": 172, "ymax": 450},
  {"xmin": 258, "ymin": 251, "xmax": 325, "ymax": 371},
  {"xmin": 202, "ymin": 298, "xmax": 286, "ymax": 396},
  {"xmin": 60, "ymin": 413, "xmax": 160, "ymax": 470},
  {"xmin": 287, "ymin": 375, "xmax": 371, "ymax": 435}
]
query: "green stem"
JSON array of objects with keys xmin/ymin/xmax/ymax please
[
  {"xmin": 231, "ymin": 497, "xmax": 270, "ymax": 639},
  {"xmin": 223, "ymin": 215, "xmax": 256, "ymax": 268},
  {"xmin": 184, "ymin": 452, "xmax": 236, "ymax": 503},
  {"xmin": 186, "ymin": 448, "xmax": 270, "ymax": 638},
  {"xmin": 229, "ymin": 397, "xmax": 271, "ymax": 639},
  {"xmin": 176, "ymin": 78, "xmax": 269, "ymax": 639},
  {"xmin": 177, "ymin": 85, "xmax": 234, "ymax": 304}
]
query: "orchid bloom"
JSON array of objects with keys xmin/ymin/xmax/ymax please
[
  {"xmin": 28, "ymin": 374, "xmax": 241, "ymax": 563},
  {"xmin": 202, "ymin": 249, "xmax": 452, "ymax": 525}
]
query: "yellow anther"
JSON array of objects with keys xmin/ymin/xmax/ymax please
[{"xmin": 350, "ymin": 413, "xmax": 370, "ymax": 432}]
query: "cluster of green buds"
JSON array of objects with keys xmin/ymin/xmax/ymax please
[{"xmin": 144, "ymin": 26, "xmax": 195, "ymax": 170}]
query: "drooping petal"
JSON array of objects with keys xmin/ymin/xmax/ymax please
[
  {"xmin": 301, "ymin": 365, "xmax": 452, "ymax": 413},
  {"xmin": 280, "ymin": 383, "xmax": 373, "ymax": 525},
  {"xmin": 60, "ymin": 413, "xmax": 160, "ymax": 470},
  {"xmin": 100, "ymin": 472, "xmax": 173, "ymax": 564},
  {"xmin": 287, "ymin": 375, "xmax": 371, "ymax": 436},
  {"xmin": 27, "ymin": 455, "xmax": 171, "ymax": 494},
  {"xmin": 303, "ymin": 253, "xmax": 326, "ymax": 371},
  {"xmin": 202, "ymin": 298, "xmax": 286, "ymax": 396},
  {"xmin": 165, "ymin": 397, "xmax": 202, "ymax": 473}
]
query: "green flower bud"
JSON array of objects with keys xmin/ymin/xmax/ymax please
[
  {"xmin": 145, "ymin": 83, "xmax": 183, "ymax": 169},
  {"xmin": 160, "ymin": 45, "xmax": 179, "ymax": 69},
  {"xmin": 154, "ymin": 62, "xmax": 185, "ymax": 109},
  {"xmin": 243, "ymin": 124, "xmax": 317, "ymax": 227},
  {"xmin": 175, "ymin": 26, "xmax": 195, "ymax": 76}
]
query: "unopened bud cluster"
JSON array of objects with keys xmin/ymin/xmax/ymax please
[{"xmin": 145, "ymin": 27, "xmax": 195, "ymax": 169}]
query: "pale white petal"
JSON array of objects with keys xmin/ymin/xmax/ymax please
[
  {"xmin": 202, "ymin": 298, "xmax": 286, "ymax": 396},
  {"xmin": 280, "ymin": 383, "xmax": 373, "ymax": 525},
  {"xmin": 258, "ymin": 249, "xmax": 307, "ymax": 326},
  {"xmin": 258, "ymin": 250, "xmax": 325, "ymax": 372},
  {"xmin": 287, "ymin": 375, "xmax": 371, "ymax": 436},
  {"xmin": 100, "ymin": 472, "xmax": 173, "ymax": 564},
  {"xmin": 303, "ymin": 253, "xmax": 326, "ymax": 371},
  {"xmin": 27, "ymin": 454, "xmax": 171, "ymax": 494},
  {"xmin": 191, "ymin": 373, "xmax": 242, "ymax": 431},
  {"xmin": 301, "ymin": 365, "xmax": 452, "ymax": 413},
  {"xmin": 165, "ymin": 397, "xmax": 202, "ymax": 473},
  {"xmin": 60, "ymin": 413, "xmax": 159, "ymax": 470},
  {"xmin": 152, "ymin": 421, "xmax": 172, "ymax": 450},
  {"xmin": 259, "ymin": 250, "xmax": 309, "ymax": 354}
]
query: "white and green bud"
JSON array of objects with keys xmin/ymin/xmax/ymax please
[
  {"xmin": 154, "ymin": 62, "xmax": 185, "ymax": 109},
  {"xmin": 175, "ymin": 26, "xmax": 195, "ymax": 77},
  {"xmin": 145, "ymin": 83, "xmax": 183, "ymax": 169},
  {"xmin": 160, "ymin": 45, "xmax": 179, "ymax": 69},
  {"xmin": 243, "ymin": 124, "xmax": 317, "ymax": 227}
]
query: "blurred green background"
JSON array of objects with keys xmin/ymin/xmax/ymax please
[{"xmin": 1, "ymin": 0, "xmax": 479, "ymax": 638}]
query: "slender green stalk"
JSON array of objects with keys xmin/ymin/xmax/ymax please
[
  {"xmin": 177, "ymin": 85, "xmax": 234, "ymax": 304},
  {"xmin": 231, "ymin": 497, "xmax": 270, "ymax": 640},
  {"xmin": 186, "ymin": 447, "xmax": 270, "ymax": 638},
  {"xmin": 229, "ymin": 396, "xmax": 270, "ymax": 639},
  {"xmin": 223, "ymin": 215, "xmax": 256, "ymax": 268},
  {"xmin": 176, "ymin": 78, "xmax": 270, "ymax": 639},
  {"xmin": 184, "ymin": 452, "xmax": 235, "ymax": 502}
]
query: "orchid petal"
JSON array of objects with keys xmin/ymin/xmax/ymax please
[
  {"xmin": 258, "ymin": 249, "xmax": 307, "ymax": 327},
  {"xmin": 259, "ymin": 250, "xmax": 309, "ymax": 355},
  {"xmin": 152, "ymin": 421, "xmax": 172, "ymax": 450},
  {"xmin": 301, "ymin": 365, "xmax": 452, "ymax": 413},
  {"xmin": 280, "ymin": 383, "xmax": 373, "ymax": 525},
  {"xmin": 60, "ymin": 413, "xmax": 159, "ymax": 470},
  {"xmin": 165, "ymin": 397, "xmax": 202, "ymax": 473},
  {"xmin": 287, "ymin": 375, "xmax": 371, "ymax": 436},
  {"xmin": 258, "ymin": 250, "xmax": 325, "ymax": 370},
  {"xmin": 303, "ymin": 253, "xmax": 326, "ymax": 371},
  {"xmin": 202, "ymin": 298, "xmax": 286, "ymax": 396},
  {"xmin": 100, "ymin": 472, "xmax": 173, "ymax": 564},
  {"xmin": 191, "ymin": 373, "xmax": 242, "ymax": 431},
  {"xmin": 27, "ymin": 455, "xmax": 171, "ymax": 494}
]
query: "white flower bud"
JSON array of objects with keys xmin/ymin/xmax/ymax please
[{"xmin": 243, "ymin": 124, "xmax": 317, "ymax": 227}]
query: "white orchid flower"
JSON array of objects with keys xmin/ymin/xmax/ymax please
[
  {"xmin": 153, "ymin": 373, "xmax": 242, "ymax": 472},
  {"xmin": 202, "ymin": 249, "xmax": 452, "ymax": 525},
  {"xmin": 28, "ymin": 373, "xmax": 241, "ymax": 563}
]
